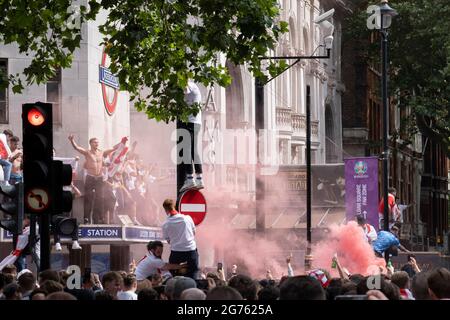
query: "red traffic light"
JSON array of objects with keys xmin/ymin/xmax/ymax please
[{"xmin": 27, "ymin": 108, "xmax": 45, "ymax": 126}]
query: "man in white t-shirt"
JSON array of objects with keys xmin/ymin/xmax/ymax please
[
  {"xmin": 394, "ymin": 199, "xmax": 414, "ymax": 224},
  {"xmin": 162, "ymin": 199, "xmax": 199, "ymax": 279},
  {"xmin": 356, "ymin": 215, "xmax": 378, "ymax": 244},
  {"xmin": 178, "ymin": 80, "xmax": 204, "ymax": 193},
  {"xmin": 117, "ymin": 274, "xmax": 138, "ymax": 300},
  {"xmin": 134, "ymin": 240, "xmax": 186, "ymax": 281}
]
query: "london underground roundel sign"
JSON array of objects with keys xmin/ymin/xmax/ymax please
[{"xmin": 99, "ymin": 49, "xmax": 119, "ymax": 115}]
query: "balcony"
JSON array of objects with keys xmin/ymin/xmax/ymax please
[
  {"xmin": 292, "ymin": 113, "xmax": 306, "ymax": 132},
  {"xmin": 275, "ymin": 108, "xmax": 292, "ymax": 133},
  {"xmin": 278, "ymin": 109, "xmax": 319, "ymax": 140}
]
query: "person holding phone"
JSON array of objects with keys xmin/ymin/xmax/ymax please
[
  {"xmin": 216, "ymin": 263, "xmax": 226, "ymax": 282},
  {"xmin": 401, "ymin": 254, "xmax": 421, "ymax": 278}
]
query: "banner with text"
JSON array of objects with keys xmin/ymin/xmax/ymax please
[{"xmin": 344, "ymin": 157, "xmax": 379, "ymax": 229}]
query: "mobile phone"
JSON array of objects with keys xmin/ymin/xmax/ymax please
[
  {"xmin": 195, "ymin": 279, "xmax": 209, "ymax": 290},
  {"xmin": 335, "ymin": 295, "xmax": 368, "ymax": 300},
  {"xmin": 217, "ymin": 262, "xmax": 223, "ymax": 271}
]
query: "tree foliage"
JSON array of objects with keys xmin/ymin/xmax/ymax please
[
  {"xmin": 345, "ymin": 0, "xmax": 450, "ymax": 158},
  {"xmin": 0, "ymin": 0, "xmax": 99, "ymax": 92},
  {"xmin": 0, "ymin": 0, "xmax": 288, "ymax": 122}
]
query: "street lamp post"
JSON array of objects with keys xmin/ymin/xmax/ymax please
[
  {"xmin": 378, "ymin": 0, "xmax": 397, "ymax": 236},
  {"xmin": 255, "ymin": 8, "xmax": 335, "ymax": 269},
  {"xmin": 255, "ymin": 78, "xmax": 265, "ymax": 234}
]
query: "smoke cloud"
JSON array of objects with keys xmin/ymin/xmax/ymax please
[
  {"xmin": 129, "ymin": 117, "xmax": 380, "ymax": 280},
  {"xmin": 312, "ymin": 221, "xmax": 385, "ymax": 276}
]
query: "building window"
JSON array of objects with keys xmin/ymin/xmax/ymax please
[
  {"xmin": 46, "ymin": 69, "xmax": 62, "ymax": 125},
  {"xmin": 0, "ymin": 59, "xmax": 8, "ymax": 124},
  {"xmin": 291, "ymin": 145, "xmax": 302, "ymax": 165},
  {"xmin": 279, "ymin": 139, "xmax": 289, "ymax": 165}
]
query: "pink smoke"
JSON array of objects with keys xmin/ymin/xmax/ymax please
[
  {"xmin": 127, "ymin": 117, "xmax": 385, "ymax": 280},
  {"xmin": 312, "ymin": 221, "xmax": 385, "ymax": 276},
  {"xmin": 196, "ymin": 221, "xmax": 286, "ymax": 279}
]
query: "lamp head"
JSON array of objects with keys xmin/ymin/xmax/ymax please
[
  {"xmin": 378, "ymin": 0, "xmax": 398, "ymax": 29},
  {"xmin": 324, "ymin": 36, "xmax": 334, "ymax": 50}
]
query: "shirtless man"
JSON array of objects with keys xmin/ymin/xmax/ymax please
[{"xmin": 68, "ymin": 135, "xmax": 116, "ymax": 224}]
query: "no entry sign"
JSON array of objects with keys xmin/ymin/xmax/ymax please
[{"xmin": 178, "ymin": 190, "xmax": 207, "ymax": 226}]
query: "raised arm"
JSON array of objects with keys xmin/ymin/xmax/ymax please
[
  {"xmin": 9, "ymin": 150, "xmax": 22, "ymax": 162},
  {"xmin": 103, "ymin": 147, "xmax": 117, "ymax": 158},
  {"xmin": 398, "ymin": 244, "xmax": 410, "ymax": 253},
  {"xmin": 68, "ymin": 134, "xmax": 88, "ymax": 155},
  {"xmin": 104, "ymin": 137, "xmax": 128, "ymax": 157},
  {"xmin": 410, "ymin": 257, "xmax": 421, "ymax": 273},
  {"xmin": 333, "ymin": 254, "xmax": 349, "ymax": 280}
]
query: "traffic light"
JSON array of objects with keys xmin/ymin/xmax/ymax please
[
  {"xmin": 22, "ymin": 102, "xmax": 53, "ymax": 215},
  {"xmin": 53, "ymin": 216, "xmax": 78, "ymax": 238},
  {"xmin": 0, "ymin": 182, "xmax": 24, "ymax": 234},
  {"xmin": 52, "ymin": 160, "xmax": 73, "ymax": 214}
]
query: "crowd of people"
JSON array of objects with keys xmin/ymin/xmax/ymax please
[
  {"xmin": 0, "ymin": 129, "xmax": 23, "ymax": 185},
  {"xmin": 0, "ymin": 126, "xmax": 170, "ymax": 227},
  {"xmin": 1, "ymin": 252, "xmax": 449, "ymax": 300},
  {"xmin": 68, "ymin": 135, "xmax": 170, "ymax": 226},
  {"xmin": 66, "ymin": 79, "xmax": 203, "ymax": 226},
  {"xmin": 1, "ymin": 196, "xmax": 449, "ymax": 301},
  {"xmin": 378, "ymin": 187, "xmax": 413, "ymax": 230},
  {"xmin": 4, "ymin": 80, "xmax": 449, "ymax": 301}
]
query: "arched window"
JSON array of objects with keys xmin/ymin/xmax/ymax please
[
  {"xmin": 289, "ymin": 17, "xmax": 297, "ymax": 50},
  {"xmin": 303, "ymin": 26, "xmax": 309, "ymax": 54}
]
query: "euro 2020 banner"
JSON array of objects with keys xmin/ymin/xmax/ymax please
[{"xmin": 344, "ymin": 157, "xmax": 379, "ymax": 229}]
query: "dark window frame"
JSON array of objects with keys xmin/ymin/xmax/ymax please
[{"xmin": 46, "ymin": 68, "xmax": 62, "ymax": 125}]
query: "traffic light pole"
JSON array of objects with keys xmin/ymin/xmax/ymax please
[
  {"xmin": 29, "ymin": 215, "xmax": 40, "ymax": 270},
  {"xmin": 22, "ymin": 102, "xmax": 55, "ymax": 271},
  {"xmin": 39, "ymin": 214, "xmax": 51, "ymax": 270}
]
